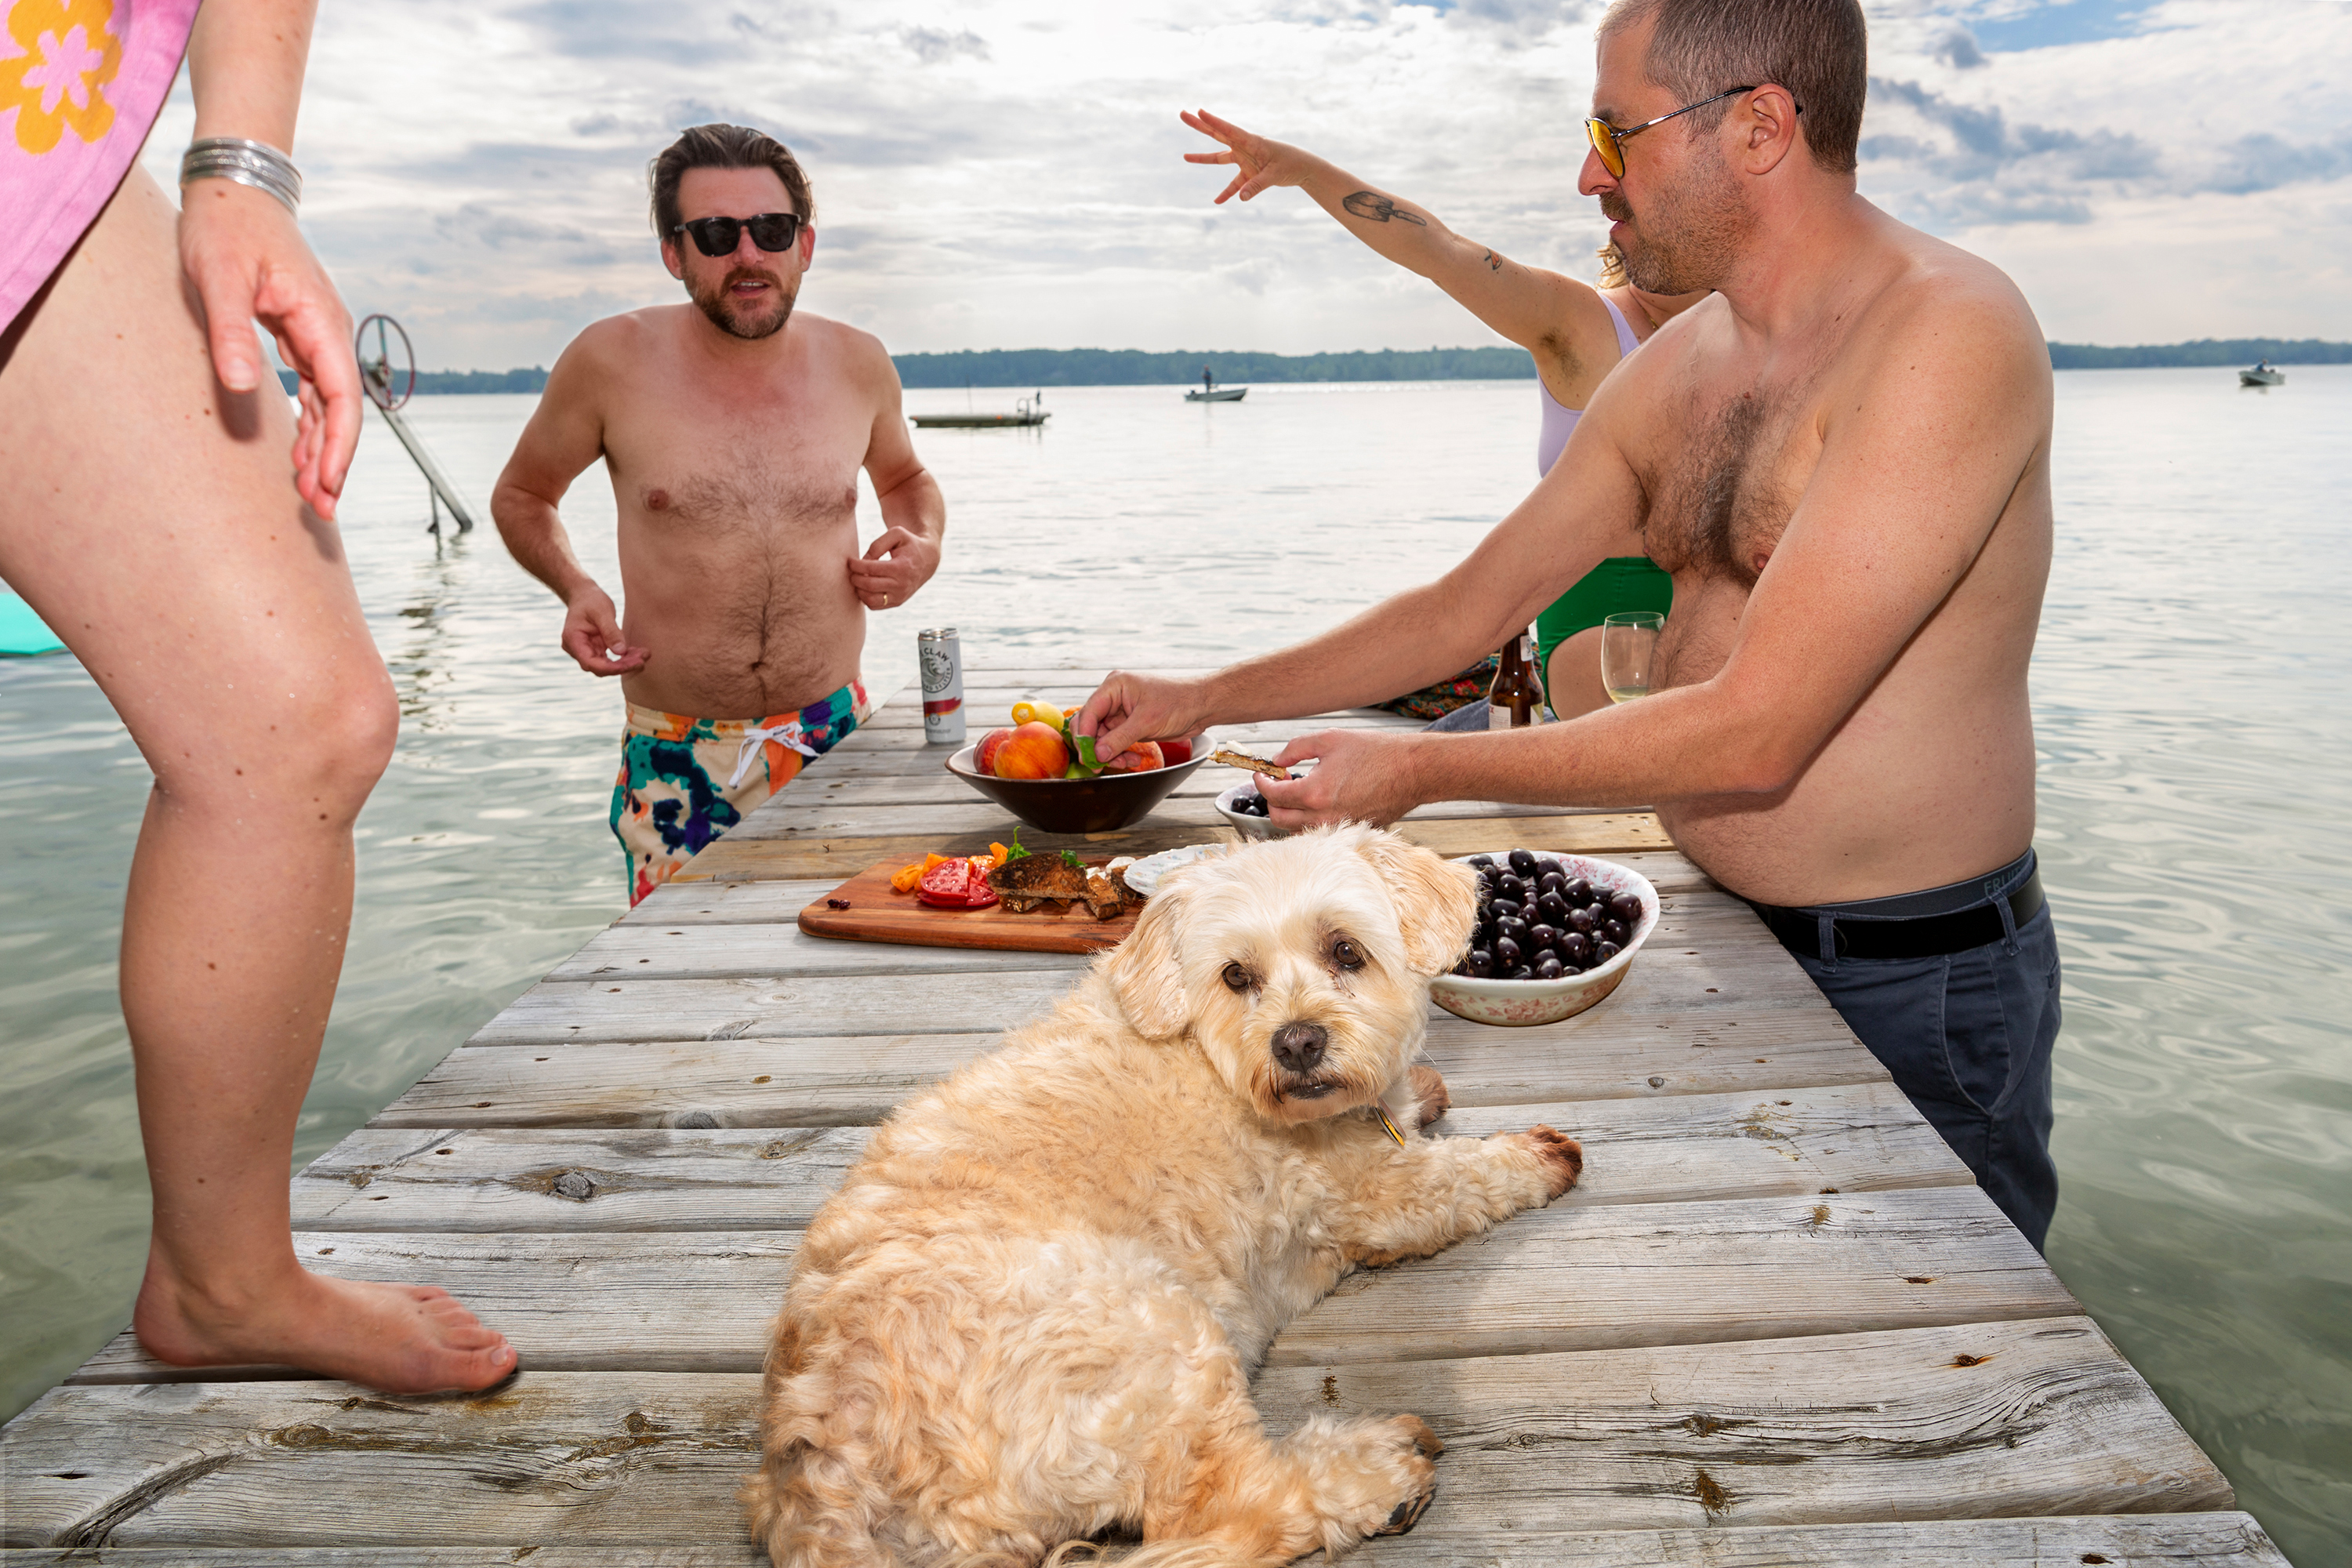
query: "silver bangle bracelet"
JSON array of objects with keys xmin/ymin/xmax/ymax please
[{"xmin": 180, "ymin": 137, "xmax": 303, "ymax": 213}]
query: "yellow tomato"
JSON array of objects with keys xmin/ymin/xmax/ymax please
[{"xmin": 1010, "ymin": 699, "xmax": 1054, "ymax": 727}]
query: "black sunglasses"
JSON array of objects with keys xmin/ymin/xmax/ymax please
[{"xmin": 671, "ymin": 212, "xmax": 806, "ymax": 257}]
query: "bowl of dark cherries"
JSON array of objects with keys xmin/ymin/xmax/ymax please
[
  {"xmin": 1430, "ymin": 849, "xmax": 1661, "ymax": 1027},
  {"xmin": 1214, "ymin": 779, "xmax": 1296, "ymax": 840}
]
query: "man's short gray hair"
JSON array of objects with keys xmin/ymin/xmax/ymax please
[{"xmin": 1599, "ymin": 0, "xmax": 1867, "ymax": 176}]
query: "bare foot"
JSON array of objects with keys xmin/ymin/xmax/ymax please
[{"xmin": 135, "ymin": 1261, "xmax": 517, "ymax": 1393}]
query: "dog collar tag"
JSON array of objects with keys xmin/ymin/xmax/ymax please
[{"xmin": 1375, "ymin": 1105, "xmax": 1407, "ymax": 1146}]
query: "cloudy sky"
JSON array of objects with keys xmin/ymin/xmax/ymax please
[{"xmin": 141, "ymin": 0, "xmax": 2352, "ymax": 371}]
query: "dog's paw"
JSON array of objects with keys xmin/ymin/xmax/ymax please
[
  {"xmin": 1369, "ymin": 1416, "xmax": 1442, "ymax": 1536},
  {"xmin": 1517, "ymin": 1125, "xmax": 1584, "ymax": 1200},
  {"xmin": 1407, "ymin": 1065, "xmax": 1450, "ymax": 1129}
]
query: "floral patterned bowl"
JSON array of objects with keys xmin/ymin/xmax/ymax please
[{"xmin": 1428, "ymin": 853, "xmax": 1661, "ymax": 1027}]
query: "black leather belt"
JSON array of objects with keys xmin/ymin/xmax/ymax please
[{"xmin": 1748, "ymin": 870, "xmax": 2045, "ymax": 962}]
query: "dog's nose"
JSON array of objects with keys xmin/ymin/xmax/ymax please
[{"xmin": 1271, "ymin": 1022, "xmax": 1328, "ymax": 1073}]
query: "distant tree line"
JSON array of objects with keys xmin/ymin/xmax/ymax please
[
  {"xmin": 288, "ymin": 339, "xmax": 2350, "ymax": 396},
  {"xmin": 2046, "ymin": 339, "xmax": 2352, "ymax": 369},
  {"xmin": 891, "ymin": 347, "xmax": 1539, "ymax": 387}
]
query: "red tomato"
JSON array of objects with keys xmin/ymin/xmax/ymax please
[
  {"xmin": 918, "ymin": 857, "xmax": 999, "ymax": 909},
  {"xmin": 1102, "ymin": 740, "xmax": 1164, "ymax": 774},
  {"xmin": 1156, "ymin": 737, "xmax": 1193, "ymax": 766}
]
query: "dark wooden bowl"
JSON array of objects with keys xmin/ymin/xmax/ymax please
[{"xmin": 944, "ymin": 742, "xmax": 1207, "ymax": 835}]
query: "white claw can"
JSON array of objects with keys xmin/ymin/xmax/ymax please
[{"xmin": 918, "ymin": 627, "xmax": 965, "ymax": 745}]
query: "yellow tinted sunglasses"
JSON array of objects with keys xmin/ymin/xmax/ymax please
[{"xmin": 1584, "ymin": 85, "xmax": 1781, "ymax": 179}]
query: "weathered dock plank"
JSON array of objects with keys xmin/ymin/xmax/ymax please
[
  {"xmin": 3, "ymin": 1320, "xmax": 2225, "ymax": 1549},
  {"xmin": 331, "ymin": 1084, "xmax": 1959, "ymax": 1229},
  {"xmin": 463, "ymin": 944, "xmax": 1834, "ymax": 1047},
  {"xmin": 383, "ymin": 1005, "xmax": 1878, "ymax": 1125},
  {"xmin": 1269, "ymin": 1185, "xmax": 2068, "ymax": 1367},
  {"xmin": 0, "ymin": 1512, "xmax": 2292, "ymax": 1566},
  {"xmin": 1261, "ymin": 1317, "xmax": 2233, "ymax": 1533},
  {"xmin": 493, "ymin": 987, "xmax": 1762, "ymax": 1119},
  {"xmin": 96, "ymin": 1188, "xmax": 2042, "ymax": 1384}
]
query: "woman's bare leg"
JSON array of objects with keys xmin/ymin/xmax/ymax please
[
  {"xmin": 1544, "ymin": 625, "xmax": 1610, "ymax": 720},
  {"xmin": 0, "ymin": 168, "xmax": 513, "ymax": 1392}
]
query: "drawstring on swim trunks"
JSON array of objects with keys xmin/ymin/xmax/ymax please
[{"xmin": 727, "ymin": 721, "xmax": 820, "ymax": 789}]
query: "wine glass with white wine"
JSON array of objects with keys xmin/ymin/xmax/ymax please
[{"xmin": 1599, "ymin": 612, "xmax": 1664, "ymax": 704}]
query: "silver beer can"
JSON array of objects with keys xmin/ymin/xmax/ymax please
[{"xmin": 917, "ymin": 627, "xmax": 965, "ymax": 745}]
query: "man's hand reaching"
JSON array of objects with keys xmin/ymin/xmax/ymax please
[
  {"xmin": 1258, "ymin": 728, "xmax": 1428, "ymax": 830},
  {"xmin": 850, "ymin": 525, "xmax": 938, "ymax": 611},
  {"xmin": 1180, "ymin": 110, "xmax": 1316, "ymax": 205},
  {"xmin": 561, "ymin": 585, "xmax": 648, "ymax": 677},
  {"xmin": 1076, "ymin": 670, "xmax": 1213, "ymax": 764}
]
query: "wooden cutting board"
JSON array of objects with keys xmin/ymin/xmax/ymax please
[{"xmin": 797, "ymin": 858, "xmax": 1139, "ymax": 953}]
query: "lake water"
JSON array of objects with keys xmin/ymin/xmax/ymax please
[{"xmin": 2, "ymin": 370, "xmax": 2345, "ymax": 1563}]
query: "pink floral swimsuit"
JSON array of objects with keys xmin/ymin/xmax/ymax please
[{"xmin": 2, "ymin": 0, "xmax": 201, "ymax": 332}]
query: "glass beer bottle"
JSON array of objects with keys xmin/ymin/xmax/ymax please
[{"xmin": 1487, "ymin": 631, "xmax": 1546, "ymax": 728}]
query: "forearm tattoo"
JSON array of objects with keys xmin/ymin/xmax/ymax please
[
  {"xmin": 1342, "ymin": 191, "xmax": 1428, "ymax": 226},
  {"xmin": 1481, "ymin": 249, "xmax": 1504, "ymax": 271}
]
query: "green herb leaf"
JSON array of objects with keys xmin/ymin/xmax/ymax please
[
  {"xmin": 1074, "ymin": 733, "xmax": 1101, "ymax": 772},
  {"xmin": 1006, "ymin": 829, "xmax": 1030, "ymax": 861},
  {"xmin": 1061, "ymin": 849, "xmax": 1083, "ymax": 868}
]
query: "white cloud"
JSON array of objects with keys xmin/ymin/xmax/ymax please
[{"xmin": 138, "ymin": 0, "xmax": 2352, "ymax": 367}]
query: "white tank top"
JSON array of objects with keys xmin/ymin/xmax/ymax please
[{"xmin": 1535, "ymin": 295, "xmax": 1643, "ymax": 476}]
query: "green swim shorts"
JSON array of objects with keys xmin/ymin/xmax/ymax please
[{"xmin": 1534, "ymin": 556, "xmax": 1674, "ymax": 677}]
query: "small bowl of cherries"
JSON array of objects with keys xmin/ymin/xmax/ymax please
[
  {"xmin": 1428, "ymin": 849, "xmax": 1661, "ymax": 1027},
  {"xmin": 1214, "ymin": 777, "xmax": 1299, "ymax": 840}
]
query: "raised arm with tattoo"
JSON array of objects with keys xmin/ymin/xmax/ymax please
[{"xmin": 1180, "ymin": 108, "xmax": 1625, "ymax": 405}]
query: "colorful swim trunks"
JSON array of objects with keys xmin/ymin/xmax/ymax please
[{"xmin": 611, "ymin": 679, "xmax": 869, "ymax": 905}]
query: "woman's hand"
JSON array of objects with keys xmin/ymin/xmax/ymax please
[
  {"xmin": 178, "ymin": 177, "xmax": 360, "ymax": 521},
  {"xmin": 1180, "ymin": 109, "xmax": 1319, "ymax": 204}
]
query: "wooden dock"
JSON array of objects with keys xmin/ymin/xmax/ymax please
[{"xmin": 0, "ymin": 666, "xmax": 2292, "ymax": 1564}]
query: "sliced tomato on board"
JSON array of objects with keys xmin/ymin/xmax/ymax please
[{"xmin": 918, "ymin": 856, "xmax": 1000, "ymax": 909}]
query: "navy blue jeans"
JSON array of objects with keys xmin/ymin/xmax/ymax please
[{"xmin": 1783, "ymin": 892, "xmax": 2063, "ymax": 1251}]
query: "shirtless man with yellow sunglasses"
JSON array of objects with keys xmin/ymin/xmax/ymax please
[{"xmin": 1085, "ymin": 0, "xmax": 2063, "ymax": 1249}]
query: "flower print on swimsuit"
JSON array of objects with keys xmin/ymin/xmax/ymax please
[{"xmin": 0, "ymin": 0, "xmax": 124, "ymax": 154}]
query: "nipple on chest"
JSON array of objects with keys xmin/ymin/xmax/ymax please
[{"xmin": 646, "ymin": 488, "xmax": 670, "ymax": 512}]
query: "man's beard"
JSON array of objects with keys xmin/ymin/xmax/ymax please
[
  {"xmin": 688, "ymin": 266, "xmax": 794, "ymax": 340},
  {"xmin": 1604, "ymin": 140, "xmax": 1751, "ymax": 295}
]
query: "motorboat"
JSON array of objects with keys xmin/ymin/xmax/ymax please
[{"xmin": 2239, "ymin": 360, "xmax": 2285, "ymax": 387}]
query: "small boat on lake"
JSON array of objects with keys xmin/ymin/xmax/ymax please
[
  {"xmin": 2239, "ymin": 360, "xmax": 2284, "ymax": 387},
  {"xmin": 914, "ymin": 394, "xmax": 1048, "ymax": 429},
  {"xmin": 1186, "ymin": 367, "xmax": 1247, "ymax": 403}
]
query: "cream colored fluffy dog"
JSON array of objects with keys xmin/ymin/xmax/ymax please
[{"xmin": 746, "ymin": 824, "xmax": 1583, "ymax": 1567}]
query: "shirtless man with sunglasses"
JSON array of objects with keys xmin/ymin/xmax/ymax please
[
  {"xmin": 1083, "ymin": 0, "xmax": 2067, "ymax": 1247},
  {"xmin": 495, "ymin": 124, "xmax": 943, "ymax": 903}
]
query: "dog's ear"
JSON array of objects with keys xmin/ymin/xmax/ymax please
[
  {"xmin": 1357, "ymin": 829, "xmax": 1479, "ymax": 976},
  {"xmin": 1102, "ymin": 877, "xmax": 1192, "ymax": 1038}
]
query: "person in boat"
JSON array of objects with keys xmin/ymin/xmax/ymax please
[
  {"xmin": 1180, "ymin": 109, "xmax": 1707, "ymax": 718},
  {"xmin": 1087, "ymin": 0, "xmax": 2064, "ymax": 1249},
  {"xmin": 0, "ymin": 0, "xmax": 514, "ymax": 1390},
  {"xmin": 494, "ymin": 124, "xmax": 945, "ymax": 905}
]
